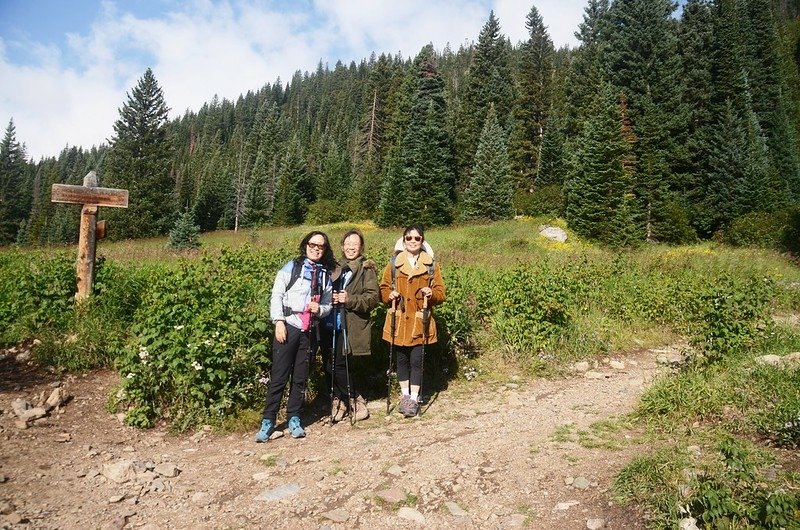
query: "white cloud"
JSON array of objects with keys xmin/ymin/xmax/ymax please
[{"xmin": 0, "ymin": 0, "xmax": 586, "ymax": 160}]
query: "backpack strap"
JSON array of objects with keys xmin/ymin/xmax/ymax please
[{"xmin": 286, "ymin": 258, "xmax": 303, "ymax": 291}]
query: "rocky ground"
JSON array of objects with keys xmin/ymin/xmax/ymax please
[{"xmin": 0, "ymin": 345, "xmax": 683, "ymax": 530}]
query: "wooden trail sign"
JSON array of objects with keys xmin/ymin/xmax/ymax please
[{"xmin": 51, "ymin": 171, "xmax": 129, "ymax": 301}]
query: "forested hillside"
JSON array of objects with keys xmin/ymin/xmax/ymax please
[{"xmin": 1, "ymin": 0, "xmax": 799, "ymax": 248}]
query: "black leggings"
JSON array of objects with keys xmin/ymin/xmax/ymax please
[{"xmin": 396, "ymin": 345, "xmax": 424, "ymax": 387}]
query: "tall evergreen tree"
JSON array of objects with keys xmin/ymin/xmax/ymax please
[
  {"xmin": 510, "ymin": 5, "xmax": 555, "ymax": 191},
  {"xmin": 564, "ymin": 85, "xmax": 635, "ymax": 243},
  {"xmin": 740, "ymin": 0, "xmax": 800, "ymax": 198},
  {"xmin": 272, "ymin": 136, "xmax": 310, "ymax": 225},
  {"xmin": 461, "ymin": 105, "xmax": 514, "ymax": 221},
  {"xmin": 0, "ymin": 119, "xmax": 29, "ymax": 244},
  {"xmin": 104, "ymin": 68, "xmax": 175, "ymax": 239},
  {"xmin": 377, "ymin": 45, "xmax": 455, "ymax": 227},
  {"xmin": 455, "ymin": 12, "xmax": 515, "ymax": 184}
]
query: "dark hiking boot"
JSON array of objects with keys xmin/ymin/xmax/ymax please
[
  {"xmin": 255, "ymin": 418, "xmax": 273, "ymax": 443},
  {"xmin": 398, "ymin": 395, "xmax": 412, "ymax": 417},
  {"xmin": 403, "ymin": 398, "xmax": 419, "ymax": 418}
]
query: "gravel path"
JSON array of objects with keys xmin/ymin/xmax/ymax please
[{"xmin": 0, "ymin": 347, "xmax": 675, "ymax": 529}]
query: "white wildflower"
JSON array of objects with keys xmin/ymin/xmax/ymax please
[
  {"xmin": 191, "ymin": 360, "xmax": 203, "ymax": 371},
  {"xmin": 203, "ymin": 339, "xmax": 212, "ymax": 346},
  {"xmin": 126, "ymin": 372, "xmax": 135, "ymax": 379},
  {"xmin": 174, "ymin": 325, "xmax": 184, "ymax": 330}
]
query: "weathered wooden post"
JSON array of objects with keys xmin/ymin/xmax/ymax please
[{"xmin": 51, "ymin": 171, "xmax": 129, "ymax": 301}]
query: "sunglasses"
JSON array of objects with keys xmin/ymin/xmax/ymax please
[
  {"xmin": 404, "ymin": 235, "xmax": 422, "ymax": 242},
  {"xmin": 307, "ymin": 242, "xmax": 325, "ymax": 251}
]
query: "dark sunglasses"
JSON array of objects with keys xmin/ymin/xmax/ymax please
[
  {"xmin": 404, "ymin": 235, "xmax": 422, "ymax": 242},
  {"xmin": 307, "ymin": 242, "xmax": 325, "ymax": 250}
]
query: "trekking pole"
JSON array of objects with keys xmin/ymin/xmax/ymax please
[
  {"xmin": 419, "ymin": 294, "xmax": 430, "ymax": 415},
  {"xmin": 307, "ymin": 265, "xmax": 323, "ymax": 403},
  {"xmin": 329, "ymin": 290, "xmax": 338, "ymax": 426},
  {"xmin": 386, "ymin": 298, "xmax": 397, "ymax": 415},
  {"xmin": 340, "ymin": 305, "xmax": 354, "ymax": 425}
]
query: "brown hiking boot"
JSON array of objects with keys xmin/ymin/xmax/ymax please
[
  {"xmin": 332, "ymin": 397, "xmax": 348, "ymax": 422},
  {"xmin": 353, "ymin": 395, "xmax": 369, "ymax": 421}
]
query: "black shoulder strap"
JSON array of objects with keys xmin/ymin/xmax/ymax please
[{"xmin": 286, "ymin": 258, "xmax": 303, "ymax": 291}]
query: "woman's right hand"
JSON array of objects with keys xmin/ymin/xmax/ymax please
[
  {"xmin": 388, "ymin": 290, "xmax": 400, "ymax": 301},
  {"xmin": 275, "ymin": 321, "xmax": 287, "ymax": 343}
]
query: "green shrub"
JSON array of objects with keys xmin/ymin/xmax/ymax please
[{"xmin": 114, "ymin": 248, "xmax": 281, "ymax": 429}]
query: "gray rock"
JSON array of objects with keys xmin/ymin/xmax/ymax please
[
  {"xmin": 4, "ymin": 512, "xmax": 24, "ymax": 525},
  {"xmin": 554, "ymin": 501, "xmax": 579, "ymax": 511},
  {"xmin": 15, "ymin": 350, "xmax": 32, "ymax": 362},
  {"xmin": 19, "ymin": 407, "xmax": 48, "ymax": 421},
  {"xmin": 322, "ymin": 508, "xmax": 349, "ymax": 522},
  {"xmin": 108, "ymin": 494, "xmax": 125, "ymax": 503},
  {"xmin": 45, "ymin": 387, "xmax": 69, "ymax": 410},
  {"xmin": 573, "ymin": 361, "xmax": 590, "ymax": 373},
  {"xmin": 154, "ymin": 463, "xmax": 180, "ymax": 477},
  {"xmin": 609, "ymin": 360, "xmax": 625, "ymax": 370},
  {"xmin": 101, "ymin": 460, "xmax": 136, "ymax": 484},
  {"xmin": 397, "ymin": 507, "xmax": 425, "ymax": 523},
  {"xmin": 573, "ymin": 476, "xmax": 591, "ymax": 490},
  {"xmin": 375, "ymin": 487, "xmax": 406, "ymax": 504},
  {"xmin": 679, "ymin": 517, "xmax": 700, "ymax": 530},
  {"xmin": 254, "ymin": 483, "xmax": 300, "ymax": 502},
  {"xmin": 252, "ymin": 471, "xmax": 271, "ymax": 481},
  {"xmin": 191, "ymin": 491, "xmax": 213, "ymax": 507},
  {"xmin": 444, "ymin": 501, "xmax": 469, "ymax": 517},
  {"xmin": 385, "ymin": 464, "xmax": 404, "ymax": 477},
  {"xmin": 10, "ymin": 398, "xmax": 31, "ymax": 417},
  {"xmin": 587, "ymin": 518, "xmax": 606, "ymax": 529},
  {"xmin": 755, "ymin": 354, "xmax": 782, "ymax": 366},
  {"xmin": 538, "ymin": 226, "xmax": 568, "ymax": 243},
  {"xmin": 584, "ymin": 371, "xmax": 605, "ymax": 380},
  {"xmin": 0, "ymin": 500, "xmax": 13, "ymax": 515}
]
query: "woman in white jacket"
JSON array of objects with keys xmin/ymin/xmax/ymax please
[{"xmin": 256, "ymin": 231, "xmax": 335, "ymax": 442}]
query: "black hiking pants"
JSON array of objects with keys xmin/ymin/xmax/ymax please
[{"xmin": 262, "ymin": 324, "xmax": 311, "ymax": 422}]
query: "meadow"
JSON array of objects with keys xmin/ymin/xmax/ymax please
[{"xmin": 2, "ymin": 217, "xmax": 799, "ymax": 527}]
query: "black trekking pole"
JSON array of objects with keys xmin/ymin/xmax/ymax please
[
  {"xmin": 340, "ymin": 304, "xmax": 354, "ymax": 425},
  {"xmin": 329, "ymin": 289, "xmax": 338, "ymax": 426},
  {"xmin": 306, "ymin": 265, "xmax": 323, "ymax": 404},
  {"xmin": 419, "ymin": 294, "xmax": 431, "ymax": 416},
  {"xmin": 386, "ymin": 298, "xmax": 396, "ymax": 415}
]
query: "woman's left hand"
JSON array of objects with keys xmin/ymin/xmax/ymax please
[{"xmin": 420, "ymin": 287, "xmax": 432, "ymax": 298}]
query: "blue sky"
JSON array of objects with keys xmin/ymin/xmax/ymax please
[{"xmin": 1, "ymin": 0, "xmax": 596, "ymax": 160}]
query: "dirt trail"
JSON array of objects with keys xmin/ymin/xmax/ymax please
[{"xmin": 0, "ymin": 348, "xmax": 672, "ymax": 529}]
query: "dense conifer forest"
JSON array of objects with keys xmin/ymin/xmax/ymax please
[{"xmin": 1, "ymin": 0, "xmax": 799, "ymax": 248}]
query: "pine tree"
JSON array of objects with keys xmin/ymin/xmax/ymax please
[
  {"xmin": 455, "ymin": 12, "xmax": 515, "ymax": 184},
  {"xmin": 272, "ymin": 136, "xmax": 310, "ymax": 226},
  {"xmin": 564, "ymin": 85, "xmax": 634, "ymax": 243},
  {"xmin": 103, "ymin": 68, "xmax": 175, "ymax": 239},
  {"xmin": 167, "ymin": 207, "xmax": 201, "ymax": 250},
  {"xmin": 510, "ymin": 5, "xmax": 555, "ymax": 191},
  {"xmin": 377, "ymin": 45, "xmax": 455, "ymax": 227},
  {"xmin": 0, "ymin": 119, "xmax": 29, "ymax": 244},
  {"xmin": 461, "ymin": 105, "xmax": 514, "ymax": 221}
]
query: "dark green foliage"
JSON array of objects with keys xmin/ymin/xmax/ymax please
[
  {"xmin": 461, "ymin": 106, "xmax": 514, "ymax": 221},
  {"xmin": 168, "ymin": 208, "xmax": 201, "ymax": 250},
  {"xmin": 510, "ymin": 5, "xmax": 554, "ymax": 190},
  {"xmin": 272, "ymin": 136, "xmax": 311, "ymax": 226},
  {"xmin": 564, "ymin": 85, "xmax": 635, "ymax": 243},
  {"xmin": 104, "ymin": 68, "xmax": 175, "ymax": 239},
  {"xmin": 456, "ymin": 11, "xmax": 516, "ymax": 183},
  {"xmin": 377, "ymin": 45, "xmax": 455, "ymax": 227},
  {"xmin": 0, "ymin": 120, "xmax": 30, "ymax": 244},
  {"xmin": 113, "ymin": 248, "xmax": 282, "ymax": 429}
]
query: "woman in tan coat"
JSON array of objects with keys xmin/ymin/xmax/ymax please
[{"xmin": 380, "ymin": 224, "xmax": 445, "ymax": 417}]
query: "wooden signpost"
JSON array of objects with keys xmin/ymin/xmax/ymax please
[{"xmin": 51, "ymin": 171, "xmax": 128, "ymax": 301}]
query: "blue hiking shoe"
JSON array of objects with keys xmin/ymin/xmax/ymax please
[
  {"xmin": 288, "ymin": 416, "xmax": 305, "ymax": 438},
  {"xmin": 255, "ymin": 418, "xmax": 273, "ymax": 443}
]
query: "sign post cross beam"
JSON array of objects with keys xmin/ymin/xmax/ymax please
[{"xmin": 51, "ymin": 171, "xmax": 129, "ymax": 301}]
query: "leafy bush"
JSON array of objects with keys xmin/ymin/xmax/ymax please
[
  {"xmin": 114, "ymin": 248, "xmax": 282, "ymax": 429},
  {"xmin": 0, "ymin": 250, "xmax": 75, "ymax": 343},
  {"xmin": 687, "ymin": 275, "xmax": 775, "ymax": 364}
]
